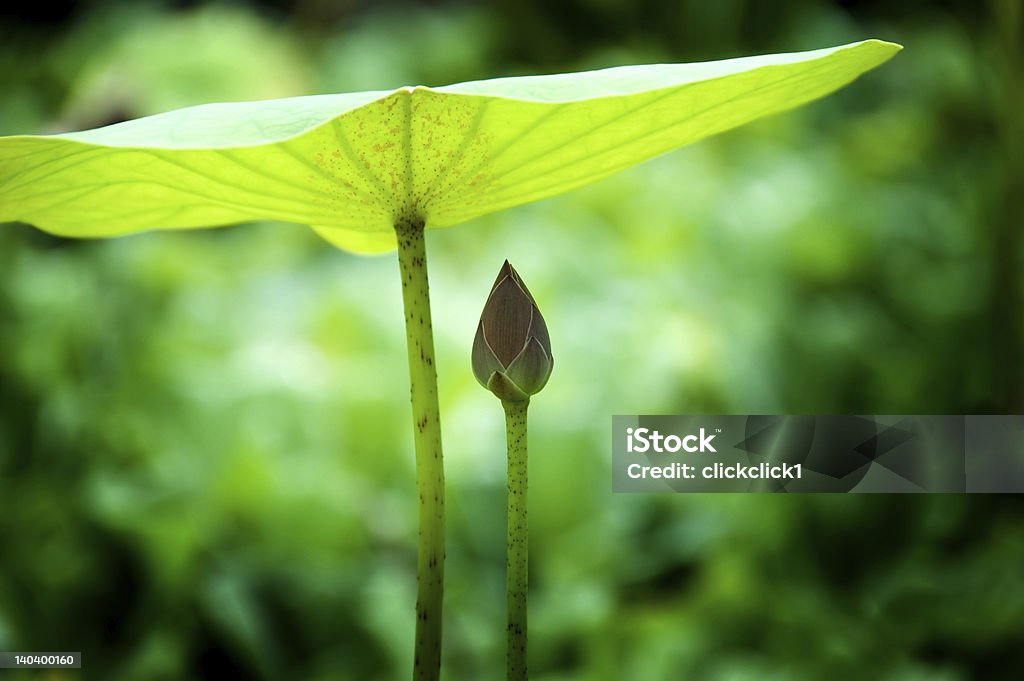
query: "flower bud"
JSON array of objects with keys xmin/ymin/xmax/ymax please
[{"xmin": 472, "ymin": 260, "xmax": 553, "ymax": 402}]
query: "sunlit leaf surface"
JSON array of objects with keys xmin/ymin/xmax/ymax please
[{"xmin": 0, "ymin": 39, "xmax": 900, "ymax": 253}]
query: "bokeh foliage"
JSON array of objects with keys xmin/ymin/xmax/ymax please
[{"xmin": 1, "ymin": 1, "xmax": 1022, "ymax": 680}]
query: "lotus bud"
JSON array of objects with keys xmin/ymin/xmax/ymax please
[{"xmin": 472, "ymin": 261, "xmax": 554, "ymax": 402}]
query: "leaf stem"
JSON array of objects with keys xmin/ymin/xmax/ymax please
[
  {"xmin": 502, "ymin": 398, "xmax": 530, "ymax": 681},
  {"xmin": 395, "ymin": 219, "xmax": 445, "ymax": 681}
]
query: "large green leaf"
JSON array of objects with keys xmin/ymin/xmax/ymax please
[{"xmin": 0, "ymin": 39, "xmax": 900, "ymax": 254}]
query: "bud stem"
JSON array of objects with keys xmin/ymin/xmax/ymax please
[
  {"xmin": 502, "ymin": 398, "xmax": 530, "ymax": 681},
  {"xmin": 395, "ymin": 219, "xmax": 445, "ymax": 681}
]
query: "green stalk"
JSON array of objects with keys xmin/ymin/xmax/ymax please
[
  {"xmin": 503, "ymin": 398, "xmax": 530, "ymax": 681},
  {"xmin": 395, "ymin": 219, "xmax": 445, "ymax": 681}
]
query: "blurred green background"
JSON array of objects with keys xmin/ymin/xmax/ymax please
[{"xmin": 1, "ymin": 1, "xmax": 1022, "ymax": 679}]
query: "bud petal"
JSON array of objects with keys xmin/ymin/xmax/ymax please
[
  {"xmin": 480, "ymin": 273, "xmax": 534, "ymax": 367},
  {"xmin": 504, "ymin": 336, "xmax": 553, "ymax": 396},
  {"xmin": 526, "ymin": 302, "xmax": 550, "ymax": 355},
  {"xmin": 472, "ymin": 320, "xmax": 504, "ymax": 388},
  {"xmin": 486, "ymin": 370, "xmax": 530, "ymax": 402}
]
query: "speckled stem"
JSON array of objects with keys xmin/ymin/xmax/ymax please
[
  {"xmin": 395, "ymin": 219, "xmax": 445, "ymax": 681},
  {"xmin": 502, "ymin": 398, "xmax": 529, "ymax": 681}
]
